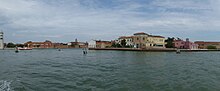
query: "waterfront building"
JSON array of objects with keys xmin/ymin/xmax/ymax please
[
  {"xmin": 194, "ymin": 41, "xmax": 220, "ymax": 49},
  {"xmin": 132, "ymin": 32, "xmax": 166, "ymax": 48},
  {"xmin": 0, "ymin": 32, "xmax": 3, "ymax": 49},
  {"xmin": 53, "ymin": 43, "xmax": 69, "ymax": 48},
  {"xmin": 96, "ymin": 40, "xmax": 112, "ymax": 48},
  {"xmin": 69, "ymin": 42, "xmax": 88, "ymax": 48},
  {"xmin": 147, "ymin": 35, "xmax": 166, "ymax": 48},
  {"xmin": 24, "ymin": 40, "xmax": 53, "ymax": 48},
  {"xmin": 88, "ymin": 40, "xmax": 96, "ymax": 48},
  {"xmin": 68, "ymin": 39, "xmax": 88, "ymax": 48},
  {"xmin": 118, "ymin": 36, "xmax": 134, "ymax": 47},
  {"xmin": 174, "ymin": 38, "xmax": 198, "ymax": 49}
]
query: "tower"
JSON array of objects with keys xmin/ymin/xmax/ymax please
[
  {"xmin": 0, "ymin": 32, "xmax": 3, "ymax": 49},
  {"xmin": 185, "ymin": 38, "xmax": 190, "ymax": 49},
  {"xmin": 75, "ymin": 38, "xmax": 78, "ymax": 42}
]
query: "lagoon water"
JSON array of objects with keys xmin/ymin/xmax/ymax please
[{"xmin": 1, "ymin": 49, "xmax": 220, "ymax": 91}]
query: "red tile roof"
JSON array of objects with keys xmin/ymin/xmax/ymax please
[
  {"xmin": 119, "ymin": 36, "xmax": 133, "ymax": 39},
  {"xmin": 133, "ymin": 32, "xmax": 165, "ymax": 38},
  {"xmin": 149, "ymin": 35, "xmax": 165, "ymax": 38}
]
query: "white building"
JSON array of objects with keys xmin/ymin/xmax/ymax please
[
  {"xmin": 0, "ymin": 32, "xmax": 3, "ymax": 49},
  {"xmin": 88, "ymin": 40, "xmax": 96, "ymax": 48},
  {"xmin": 118, "ymin": 36, "xmax": 134, "ymax": 47}
]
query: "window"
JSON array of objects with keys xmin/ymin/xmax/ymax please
[{"xmin": 137, "ymin": 38, "xmax": 139, "ymax": 40}]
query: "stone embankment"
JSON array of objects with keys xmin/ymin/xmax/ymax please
[{"xmin": 89, "ymin": 48, "xmax": 220, "ymax": 52}]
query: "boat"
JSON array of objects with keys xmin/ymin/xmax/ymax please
[
  {"xmin": 15, "ymin": 47, "xmax": 19, "ymax": 53},
  {"xmin": 18, "ymin": 47, "xmax": 32, "ymax": 50},
  {"xmin": 176, "ymin": 49, "xmax": 181, "ymax": 54}
]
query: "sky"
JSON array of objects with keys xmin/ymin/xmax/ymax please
[{"xmin": 0, "ymin": 0, "xmax": 220, "ymax": 43}]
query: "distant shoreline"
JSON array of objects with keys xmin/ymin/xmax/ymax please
[
  {"xmin": 2, "ymin": 48, "xmax": 220, "ymax": 52},
  {"xmin": 89, "ymin": 48, "xmax": 220, "ymax": 52},
  {"xmin": 1, "ymin": 48, "xmax": 86, "ymax": 50}
]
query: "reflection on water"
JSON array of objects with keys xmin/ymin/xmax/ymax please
[
  {"xmin": 0, "ymin": 80, "xmax": 12, "ymax": 91},
  {"xmin": 0, "ymin": 49, "xmax": 220, "ymax": 91}
]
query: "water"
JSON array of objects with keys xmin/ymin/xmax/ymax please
[{"xmin": 0, "ymin": 49, "xmax": 220, "ymax": 91}]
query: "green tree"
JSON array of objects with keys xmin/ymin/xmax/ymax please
[
  {"xmin": 125, "ymin": 45, "xmax": 133, "ymax": 48},
  {"xmin": 16, "ymin": 44, "xmax": 24, "ymax": 47},
  {"xmin": 112, "ymin": 43, "xmax": 122, "ymax": 48},
  {"xmin": 165, "ymin": 37, "xmax": 175, "ymax": 48},
  {"xmin": 121, "ymin": 39, "xmax": 126, "ymax": 47},
  {"xmin": 207, "ymin": 45, "xmax": 217, "ymax": 49},
  {"xmin": 6, "ymin": 42, "xmax": 16, "ymax": 48}
]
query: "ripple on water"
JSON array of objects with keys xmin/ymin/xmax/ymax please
[
  {"xmin": 0, "ymin": 80, "xmax": 12, "ymax": 91},
  {"xmin": 2, "ymin": 50, "xmax": 220, "ymax": 91}
]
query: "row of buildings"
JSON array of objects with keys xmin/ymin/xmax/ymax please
[
  {"xmin": 1, "ymin": 31, "xmax": 220, "ymax": 50},
  {"xmin": 89, "ymin": 32, "xmax": 220, "ymax": 50},
  {"xmin": 116, "ymin": 32, "xmax": 166, "ymax": 48},
  {"xmin": 89, "ymin": 32, "xmax": 193, "ymax": 49},
  {"xmin": 88, "ymin": 32, "xmax": 166, "ymax": 49},
  {"xmin": 173, "ymin": 38, "xmax": 199, "ymax": 49},
  {"xmin": 24, "ymin": 39, "xmax": 88, "ymax": 49}
]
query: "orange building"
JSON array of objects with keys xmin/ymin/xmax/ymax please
[
  {"xmin": 96, "ymin": 40, "xmax": 113, "ymax": 48},
  {"xmin": 24, "ymin": 40, "xmax": 53, "ymax": 48},
  {"xmin": 195, "ymin": 41, "xmax": 220, "ymax": 49},
  {"xmin": 53, "ymin": 43, "xmax": 69, "ymax": 48}
]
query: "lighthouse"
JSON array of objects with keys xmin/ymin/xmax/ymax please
[{"xmin": 0, "ymin": 32, "xmax": 4, "ymax": 49}]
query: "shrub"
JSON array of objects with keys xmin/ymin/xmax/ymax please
[{"xmin": 207, "ymin": 45, "xmax": 217, "ymax": 49}]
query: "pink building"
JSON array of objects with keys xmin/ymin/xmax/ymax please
[{"xmin": 174, "ymin": 38, "xmax": 198, "ymax": 49}]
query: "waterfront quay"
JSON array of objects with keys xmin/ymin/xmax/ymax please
[{"xmin": 89, "ymin": 48, "xmax": 220, "ymax": 52}]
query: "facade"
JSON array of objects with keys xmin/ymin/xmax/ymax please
[
  {"xmin": 88, "ymin": 40, "xmax": 96, "ymax": 48},
  {"xmin": 118, "ymin": 36, "xmax": 134, "ymax": 47},
  {"xmin": 69, "ymin": 42, "xmax": 88, "ymax": 48},
  {"xmin": 194, "ymin": 41, "xmax": 220, "ymax": 49},
  {"xmin": 132, "ymin": 32, "xmax": 166, "ymax": 48},
  {"xmin": 96, "ymin": 40, "xmax": 112, "ymax": 48},
  {"xmin": 0, "ymin": 32, "xmax": 3, "ymax": 49},
  {"xmin": 174, "ymin": 38, "xmax": 198, "ymax": 49},
  {"xmin": 68, "ymin": 39, "xmax": 88, "ymax": 48},
  {"xmin": 133, "ymin": 32, "xmax": 149, "ymax": 48},
  {"xmin": 24, "ymin": 40, "xmax": 53, "ymax": 48},
  {"xmin": 24, "ymin": 39, "xmax": 89, "ymax": 49},
  {"xmin": 147, "ymin": 35, "xmax": 166, "ymax": 48},
  {"xmin": 53, "ymin": 43, "xmax": 69, "ymax": 48}
]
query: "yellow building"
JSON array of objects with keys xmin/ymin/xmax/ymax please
[{"xmin": 133, "ymin": 32, "xmax": 165, "ymax": 48}]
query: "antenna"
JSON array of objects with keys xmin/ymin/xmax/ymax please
[{"xmin": 0, "ymin": 29, "xmax": 3, "ymax": 34}]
